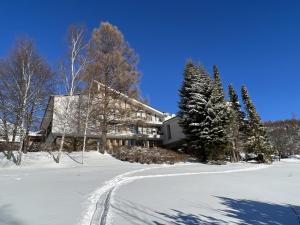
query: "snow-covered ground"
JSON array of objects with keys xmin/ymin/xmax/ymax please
[{"xmin": 0, "ymin": 152, "xmax": 299, "ymax": 225}]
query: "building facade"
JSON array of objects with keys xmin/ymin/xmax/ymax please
[
  {"xmin": 40, "ymin": 95, "xmax": 172, "ymax": 149},
  {"xmin": 162, "ymin": 116, "xmax": 185, "ymax": 149},
  {"xmin": 40, "ymin": 81, "xmax": 187, "ymax": 150}
]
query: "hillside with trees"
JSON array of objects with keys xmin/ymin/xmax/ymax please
[{"xmin": 265, "ymin": 119, "xmax": 300, "ymax": 157}]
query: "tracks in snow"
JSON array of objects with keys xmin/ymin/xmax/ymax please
[
  {"xmin": 80, "ymin": 164, "xmax": 270, "ymax": 225},
  {"xmin": 80, "ymin": 165, "xmax": 174, "ymax": 225}
]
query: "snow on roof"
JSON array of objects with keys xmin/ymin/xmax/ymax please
[{"xmin": 93, "ymin": 80, "xmax": 165, "ymax": 115}]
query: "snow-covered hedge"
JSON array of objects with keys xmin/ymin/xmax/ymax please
[{"xmin": 107, "ymin": 146, "xmax": 190, "ymax": 164}]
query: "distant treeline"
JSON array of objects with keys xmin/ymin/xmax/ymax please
[{"xmin": 265, "ymin": 119, "xmax": 300, "ymax": 157}]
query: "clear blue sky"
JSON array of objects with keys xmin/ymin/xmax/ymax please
[{"xmin": 0, "ymin": 0, "xmax": 299, "ymax": 121}]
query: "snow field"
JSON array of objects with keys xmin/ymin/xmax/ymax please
[{"xmin": 0, "ymin": 152, "xmax": 299, "ymax": 225}]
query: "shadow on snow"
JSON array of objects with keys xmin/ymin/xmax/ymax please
[
  {"xmin": 111, "ymin": 196, "xmax": 300, "ymax": 225},
  {"xmin": 0, "ymin": 204, "xmax": 26, "ymax": 225}
]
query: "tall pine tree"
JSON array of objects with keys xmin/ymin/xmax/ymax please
[
  {"xmin": 178, "ymin": 61, "xmax": 198, "ymax": 151},
  {"xmin": 228, "ymin": 84, "xmax": 246, "ymax": 161},
  {"xmin": 178, "ymin": 61, "xmax": 211, "ymax": 160},
  {"xmin": 205, "ymin": 65, "xmax": 230, "ymax": 160},
  {"xmin": 241, "ymin": 85, "xmax": 273, "ymax": 162},
  {"xmin": 191, "ymin": 65, "xmax": 212, "ymax": 160}
]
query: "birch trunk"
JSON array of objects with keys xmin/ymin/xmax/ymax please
[
  {"xmin": 17, "ymin": 61, "xmax": 32, "ymax": 165},
  {"xmin": 81, "ymin": 89, "xmax": 92, "ymax": 163},
  {"xmin": 57, "ymin": 98, "xmax": 71, "ymax": 163}
]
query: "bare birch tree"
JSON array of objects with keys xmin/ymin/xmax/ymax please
[
  {"xmin": 56, "ymin": 24, "xmax": 87, "ymax": 163},
  {"xmin": 0, "ymin": 39, "xmax": 54, "ymax": 165}
]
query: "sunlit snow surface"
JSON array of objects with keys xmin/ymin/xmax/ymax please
[{"xmin": 0, "ymin": 152, "xmax": 299, "ymax": 225}]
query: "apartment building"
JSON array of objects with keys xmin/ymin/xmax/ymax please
[{"xmin": 40, "ymin": 81, "xmax": 174, "ymax": 149}]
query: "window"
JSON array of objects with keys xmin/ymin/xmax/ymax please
[
  {"xmin": 167, "ymin": 124, "xmax": 172, "ymax": 139},
  {"xmin": 138, "ymin": 127, "xmax": 143, "ymax": 134}
]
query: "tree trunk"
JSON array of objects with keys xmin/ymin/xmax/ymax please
[
  {"xmin": 57, "ymin": 134, "xmax": 65, "ymax": 163},
  {"xmin": 16, "ymin": 140, "xmax": 24, "ymax": 165},
  {"xmin": 73, "ymin": 137, "xmax": 77, "ymax": 151},
  {"xmin": 231, "ymin": 141, "xmax": 237, "ymax": 162},
  {"xmin": 57, "ymin": 98, "xmax": 71, "ymax": 163},
  {"xmin": 16, "ymin": 121, "xmax": 26, "ymax": 165},
  {"xmin": 12, "ymin": 118, "xmax": 20, "ymax": 143},
  {"xmin": 81, "ymin": 89, "xmax": 92, "ymax": 164},
  {"xmin": 201, "ymin": 145, "xmax": 207, "ymax": 162},
  {"xmin": 100, "ymin": 133, "xmax": 107, "ymax": 153}
]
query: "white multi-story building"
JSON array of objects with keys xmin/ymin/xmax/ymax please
[
  {"xmin": 40, "ymin": 81, "xmax": 186, "ymax": 149},
  {"xmin": 40, "ymin": 95, "xmax": 171, "ymax": 149}
]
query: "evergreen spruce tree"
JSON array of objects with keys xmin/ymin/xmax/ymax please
[
  {"xmin": 178, "ymin": 61, "xmax": 198, "ymax": 152},
  {"xmin": 241, "ymin": 85, "xmax": 273, "ymax": 162},
  {"xmin": 191, "ymin": 65, "xmax": 212, "ymax": 160},
  {"xmin": 229, "ymin": 84, "xmax": 245, "ymax": 124},
  {"xmin": 178, "ymin": 61, "xmax": 211, "ymax": 161},
  {"xmin": 205, "ymin": 65, "xmax": 230, "ymax": 160},
  {"xmin": 228, "ymin": 84, "xmax": 246, "ymax": 161}
]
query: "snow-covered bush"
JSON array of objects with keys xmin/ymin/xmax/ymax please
[{"xmin": 107, "ymin": 146, "xmax": 190, "ymax": 164}]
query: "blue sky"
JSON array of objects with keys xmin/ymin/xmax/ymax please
[{"xmin": 0, "ymin": 0, "xmax": 299, "ymax": 121}]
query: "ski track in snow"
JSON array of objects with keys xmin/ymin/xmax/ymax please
[
  {"xmin": 78, "ymin": 164, "xmax": 175, "ymax": 225},
  {"xmin": 79, "ymin": 164, "xmax": 271, "ymax": 225}
]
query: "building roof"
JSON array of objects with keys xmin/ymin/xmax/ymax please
[
  {"xmin": 94, "ymin": 80, "xmax": 165, "ymax": 115},
  {"xmin": 162, "ymin": 114, "xmax": 178, "ymax": 123}
]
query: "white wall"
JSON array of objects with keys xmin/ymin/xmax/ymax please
[
  {"xmin": 162, "ymin": 116, "xmax": 185, "ymax": 146},
  {"xmin": 49, "ymin": 95, "xmax": 166, "ymax": 140}
]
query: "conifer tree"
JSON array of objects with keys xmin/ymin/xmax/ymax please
[
  {"xmin": 205, "ymin": 65, "xmax": 230, "ymax": 160},
  {"xmin": 241, "ymin": 85, "xmax": 273, "ymax": 161},
  {"xmin": 87, "ymin": 22, "xmax": 140, "ymax": 152},
  {"xmin": 178, "ymin": 61, "xmax": 211, "ymax": 160},
  {"xmin": 228, "ymin": 84, "xmax": 246, "ymax": 161},
  {"xmin": 191, "ymin": 65, "xmax": 212, "ymax": 160},
  {"xmin": 229, "ymin": 84, "xmax": 245, "ymax": 124},
  {"xmin": 178, "ymin": 61, "xmax": 198, "ymax": 150}
]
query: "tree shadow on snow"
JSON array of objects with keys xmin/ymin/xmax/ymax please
[
  {"xmin": 111, "ymin": 198, "xmax": 162, "ymax": 225},
  {"xmin": 1, "ymin": 151, "xmax": 18, "ymax": 165},
  {"xmin": 111, "ymin": 196, "xmax": 300, "ymax": 225},
  {"xmin": 0, "ymin": 204, "xmax": 26, "ymax": 225},
  {"xmin": 111, "ymin": 197, "xmax": 223, "ymax": 225},
  {"xmin": 47, "ymin": 151, "xmax": 83, "ymax": 164},
  {"xmin": 154, "ymin": 197, "xmax": 300, "ymax": 225},
  {"xmin": 63, "ymin": 152, "xmax": 83, "ymax": 164},
  {"xmin": 47, "ymin": 151, "xmax": 59, "ymax": 163},
  {"xmin": 214, "ymin": 196, "xmax": 300, "ymax": 225},
  {"xmin": 154, "ymin": 209, "xmax": 227, "ymax": 225}
]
